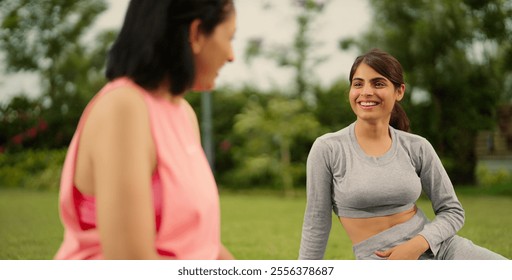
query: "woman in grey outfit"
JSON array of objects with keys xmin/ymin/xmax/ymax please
[{"xmin": 299, "ymin": 48, "xmax": 507, "ymax": 260}]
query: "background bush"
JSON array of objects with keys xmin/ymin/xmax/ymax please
[{"xmin": 0, "ymin": 149, "xmax": 66, "ymax": 191}]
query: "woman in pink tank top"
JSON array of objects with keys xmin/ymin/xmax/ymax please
[{"xmin": 55, "ymin": 0, "xmax": 237, "ymax": 260}]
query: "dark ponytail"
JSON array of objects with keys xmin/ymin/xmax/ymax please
[{"xmin": 390, "ymin": 102, "xmax": 410, "ymax": 132}]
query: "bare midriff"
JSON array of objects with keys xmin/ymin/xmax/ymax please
[{"xmin": 339, "ymin": 206, "xmax": 417, "ymax": 245}]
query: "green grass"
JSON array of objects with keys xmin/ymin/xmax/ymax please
[
  {"xmin": 0, "ymin": 189, "xmax": 511, "ymax": 259},
  {"xmin": 0, "ymin": 189, "xmax": 63, "ymax": 259}
]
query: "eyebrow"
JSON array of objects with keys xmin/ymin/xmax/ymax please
[
  {"xmin": 370, "ymin": 77, "xmax": 388, "ymax": 83},
  {"xmin": 351, "ymin": 77, "xmax": 388, "ymax": 83}
]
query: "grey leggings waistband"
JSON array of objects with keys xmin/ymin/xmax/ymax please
[{"xmin": 352, "ymin": 208, "xmax": 429, "ymax": 260}]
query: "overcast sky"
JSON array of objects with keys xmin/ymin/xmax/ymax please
[{"xmin": 0, "ymin": 0, "xmax": 370, "ymax": 104}]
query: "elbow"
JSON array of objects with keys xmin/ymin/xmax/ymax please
[
  {"xmin": 447, "ymin": 204, "xmax": 465, "ymax": 231},
  {"xmin": 458, "ymin": 207, "xmax": 465, "ymax": 229}
]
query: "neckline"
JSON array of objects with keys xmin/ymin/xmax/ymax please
[{"xmin": 349, "ymin": 122, "xmax": 397, "ymax": 165}]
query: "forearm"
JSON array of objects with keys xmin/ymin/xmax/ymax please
[
  {"xmin": 409, "ymin": 235, "xmax": 430, "ymax": 255},
  {"xmin": 299, "ymin": 208, "xmax": 332, "ymax": 259},
  {"xmin": 418, "ymin": 140, "xmax": 465, "ymax": 255}
]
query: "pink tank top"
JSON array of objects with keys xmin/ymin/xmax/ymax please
[{"xmin": 54, "ymin": 78, "xmax": 221, "ymax": 259}]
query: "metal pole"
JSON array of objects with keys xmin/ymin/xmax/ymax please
[{"xmin": 201, "ymin": 91, "xmax": 215, "ymax": 172}]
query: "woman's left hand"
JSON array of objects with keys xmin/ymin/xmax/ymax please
[{"xmin": 374, "ymin": 235, "xmax": 430, "ymax": 260}]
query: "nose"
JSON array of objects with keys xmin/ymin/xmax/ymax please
[
  {"xmin": 361, "ymin": 84, "xmax": 373, "ymax": 96},
  {"xmin": 227, "ymin": 45, "xmax": 235, "ymax": 63},
  {"xmin": 227, "ymin": 42, "xmax": 235, "ymax": 62}
]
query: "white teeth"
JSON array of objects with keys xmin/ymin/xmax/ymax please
[{"xmin": 360, "ymin": 101, "xmax": 378, "ymax": 106}]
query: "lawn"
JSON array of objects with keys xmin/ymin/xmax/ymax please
[{"xmin": 0, "ymin": 189, "xmax": 511, "ymax": 259}]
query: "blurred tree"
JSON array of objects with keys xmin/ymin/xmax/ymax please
[
  {"xmin": 313, "ymin": 78, "xmax": 353, "ymax": 133},
  {"xmin": 245, "ymin": 0, "xmax": 330, "ymax": 103},
  {"xmin": 340, "ymin": 0, "xmax": 512, "ymax": 184},
  {"xmin": 0, "ymin": 0, "xmax": 113, "ymax": 150},
  {"xmin": 185, "ymin": 86, "xmax": 257, "ymax": 185},
  {"xmin": 0, "ymin": 95, "xmax": 45, "ymax": 152},
  {"xmin": 208, "ymin": 0, "xmax": 334, "ymax": 191},
  {"xmin": 232, "ymin": 96, "xmax": 320, "ymax": 194},
  {"xmin": 187, "ymin": 82, "xmax": 345, "ymax": 191}
]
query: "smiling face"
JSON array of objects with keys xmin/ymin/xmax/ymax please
[
  {"xmin": 349, "ymin": 62, "xmax": 405, "ymax": 125},
  {"xmin": 190, "ymin": 10, "xmax": 237, "ymax": 91}
]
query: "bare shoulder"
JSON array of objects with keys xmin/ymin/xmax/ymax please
[
  {"xmin": 80, "ymin": 84, "xmax": 153, "ymax": 156},
  {"xmin": 182, "ymin": 98, "xmax": 198, "ymax": 122},
  {"xmin": 89, "ymin": 85, "xmax": 148, "ymax": 122}
]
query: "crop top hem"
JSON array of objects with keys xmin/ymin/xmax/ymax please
[{"xmin": 335, "ymin": 203, "xmax": 416, "ymax": 218}]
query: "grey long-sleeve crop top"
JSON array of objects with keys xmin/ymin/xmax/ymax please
[{"xmin": 299, "ymin": 122, "xmax": 465, "ymax": 259}]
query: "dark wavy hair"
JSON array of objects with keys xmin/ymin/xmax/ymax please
[
  {"xmin": 106, "ymin": 0, "xmax": 235, "ymax": 95},
  {"xmin": 349, "ymin": 48, "xmax": 410, "ymax": 132}
]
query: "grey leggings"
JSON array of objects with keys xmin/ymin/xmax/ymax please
[{"xmin": 352, "ymin": 208, "xmax": 507, "ymax": 260}]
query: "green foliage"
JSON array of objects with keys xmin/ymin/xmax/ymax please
[
  {"xmin": 207, "ymin": 0, "xmax": 340, "ymax": 191},
  {"xmin": 187, "ymin": 80, "xmax": 354, "ymax": 190},
  {"xmin": 0, "ymin": 0, "xmax": 108, "ymax": 73},
  {"xmin": 186, "ymin": 86, "xmax": 259, "ymax": 185},
  {"xmin": 341, "ymin": 0, "xmax": 512, "ymax": 184},
  {"xmin": 0, "ymin": 95, "xmax": 45, "ymax": 152},
  {"xmin": 475, "ymin": 164, "xmax": 512, "ymax": 190},
  {"xmin": 231, "ymin": 95, "xmax": 321, "ymax": 194},
  {"xmin": 313, "ymin": 78, "xmax": 354, "ymax": 133},
  {"xmin": 0, "ymin": 0, "xmax": 114, "ymax": 149},
  {"xmin": 0, "ymin": 149, "xmax": 66, "ymax": 190}
]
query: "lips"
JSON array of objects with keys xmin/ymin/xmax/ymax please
[{"xmin": 358, "ymin": 100, "xmax": 380, "ymax": 108}]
